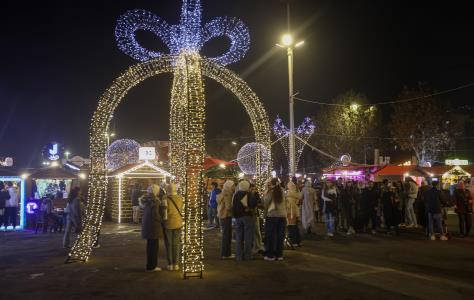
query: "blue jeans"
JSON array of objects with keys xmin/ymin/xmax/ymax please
[
  {"xmin": 208, "ymin": 206, "xmax": 218, "ymax": 226},
  {"xmin": 235, "ymin": 216, "xmax": 255, "ymax": 261},
  {"xmin": 325, "ymin": 212, "xmax": 334, "ymax": 234},
  {"xmin": 427, "ymin": 213, "xmax": 443, "ymax": 236},
  {"xmin": 165, "ymin": 228, "xmax": 181, "ymax": 265},
  {"xmin": 220, "ymin": 217, "xmax": 232, "ymax": 257},
  {"xmin": 264, "ymin": 217, "xmax": 286, "ymax": 258}
]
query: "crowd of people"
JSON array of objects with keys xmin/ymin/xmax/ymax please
[
  {"xmin": 0, "ymin": 181, "xmax": 20, "ymax": 230},
  {"xmin": 205, "ymin": 175, "xmax": 474, "ymax": 263}
]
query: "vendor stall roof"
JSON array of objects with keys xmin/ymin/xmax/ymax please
[
  {"xmin": 107, "ymin": 161, "xmax": 173, "ymax": 178},
  {"xmin": 204, "ymin": 156, "xmax": 236, "ymax": 171},
  {"xmin": 375, "ymin": 165, "xmax": 430, "ymax": 177},
  {"xmin": 30, "ymin": 167, "xmax": 78, "ymax": 179},
  {"xmin": 322, "ymin": 165, "xmax": 377, "ymax": 173}
]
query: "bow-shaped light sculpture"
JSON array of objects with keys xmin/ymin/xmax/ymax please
[
  {"xmin": 115, "ymin": 0, "xmax": 250, "ymax": 65},
  {"xmin": 274, "ymin": 116, "xmax": 316, "ymax": 172},
  {"xmin": 114, "ymin": 0, "xmax": 252, "ymax": 278}
]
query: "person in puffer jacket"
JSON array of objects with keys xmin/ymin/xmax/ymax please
[
  {"xmin": 217, "ymin": 180, "xmax": 235, "ymax": 259},
  {"xmin": 287, "ymin": 181, "xmax": 301, "ymax": 246},
  {"xmin": 232, "ymin": 180, "xmax": 257, "ymax": 262}
]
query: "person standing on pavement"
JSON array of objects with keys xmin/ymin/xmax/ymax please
[
  {"xmin": 263, "ymin": 177, "xmax": 287, "ymax": 261},
  {"xmin": 232, "ymin": 180, "xmax": 257, "ymax": 262},
  {"xmin": 301, "ymin": 180, "xmax": 316, "ymax": 234},
  {"xmin": 321, "ymin": 180, "xmax": 337, "ymax": 237},
  {"xmin": 164, "ymin": 183, "xmax": 183, "ymax": 271},
  {"xmin": 454, "ymin": 182, "xmax": 472, "ymax": 237},
  {"xmin": 217, "ymin": 180, "xmax": 235, "ymax": 259},
  {"xmin": 5, "ymin": 182, "xmax": 19, "ymax": 229},
  {"xmin": 140, "ymin": 184, "xmax": 166, "ymax": 272},
  {"xmin": 405, "ymin": 177, "xmax": 419, "ymax": 228},
  {"xmin": 208, "ymin": 182, "xmax": 221, "ymax": 228},
  {"xmin": 0, "ymin": 181, "xmax": 10, "ymax": 229},
  {"xmin": 424, "ymin": 181, "xmax": 448, "ymax": 241},
  {"xmin": 250, "ymin": 183, "xmax": 265, "ymax": 255},
  {"xmin": 340, "ymin": 181, "xmax": 356, "ymax": 235},
  {"xmin": 286, "ymin": 181, "xmax": 301, "ymax": 247},
  {"xmin": 63, "ymin": 187, "xmax": 82, "ymax": 248},
  {"xmin": 362, "ymin": 181, "xmax": 379, "ymax": 234},
  {"xmin": 131, "ymin": 182, "xmax": 142, "ymax": 224}
]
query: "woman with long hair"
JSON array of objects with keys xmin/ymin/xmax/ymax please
[
  {"xmin": 263, "ymin": 178, "xmax": 287, "ymax": 261},
  {"xmin": 62, "ymin": 187, "xmax": 82, "ymax": 248}
]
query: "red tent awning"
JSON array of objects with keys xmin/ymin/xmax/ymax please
[{"xmin": 203, "ymin": 156, "xmax": 236, "ymax": 171}]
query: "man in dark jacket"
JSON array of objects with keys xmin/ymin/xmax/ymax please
[
  {"xmin": 140, "ymin": 185, "xmax": 165, "ymax": 271},
  {"xmin": 362, "ymin": 181, "xmax": 379, "ymax": 234},
  {"xmin": 232, "ymin": 180, "xmax": 257, "ymax": 261},
  {"xmin": 424, "ymin": 181, "xmax": 447, "ymax": 240}
]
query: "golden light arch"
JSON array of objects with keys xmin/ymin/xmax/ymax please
[{"xmin": 67, "ymin": 55, "xmax": 271, "ymax": 277}]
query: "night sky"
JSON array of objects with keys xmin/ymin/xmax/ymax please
[{"xmin": 1, "ymin": 0, "xmax": 473, "ymax": 168}]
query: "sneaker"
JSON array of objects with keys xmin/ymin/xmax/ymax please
[
  {"xmin": 327, "ymin": 233, "xmax": 334, "ymax": 237},
  {"xmin": 146, "ymin": 267, "xmax": 162, "ymax": 272},
  {"xmin": 263, "ymin": 256, "xmax": 275, "ymax": 261},
  {"xmin": 221, "ymin": 255, "xmax": 235, "ymax": 260},
  {"xmin": 292, "ymin": 244, "xmax": 299, "ymax": 247},
  {"xmin": 371, "ymin": 230, "xmax": 377, "ymax": 235},
  {"xmin": 440, "ymin": 235, "xmax": 448, "ymax": 241},
  {"xmin": 174, "ymin": 265, "xmax": 180, "ymax": 271},
  {"xmin": 167, "ymin": 265, "xmax": 174, "ymax": 271},
  {"xmin": 276, "ymin": 257, "xmax": 284, "ymax": 261},
  {"xmin": 430, "ymin": 235, "xmax": 436, "ymax": 241},
  {"xmin": 93, "ymin": 244, "xmax": 101, "ymax": 249}
]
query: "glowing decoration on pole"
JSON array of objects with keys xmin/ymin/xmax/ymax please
[
  {"xmin": 237, "ymin": 143, "xmax": 271, "ymax": 175},
  {"xmin": 273, "ymin": 116, "xmax": 315, "ymax": 173},
  {"xmin": 106, "ymin": 139, "xmax": 140, "ymax": 170},
  {"xmin": 68, "ymin": 0, "xmax": 271, "ymax": 279}
]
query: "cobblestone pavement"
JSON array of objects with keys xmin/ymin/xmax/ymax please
[{"xmin": 1, "ymin": 217, "xmax": 473, "ymax": 300}]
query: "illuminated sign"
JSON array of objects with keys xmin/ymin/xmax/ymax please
[
  {"xmin": 43, "ymin": 142, "xmax": 63, "ymax": 161},
  {"xmin": 26, "ymin": 202, "xmax": 38, "ymax": 214},
  {"xmin": 139, "ymin": 147, "xmax": 156, "ymax": 161},
  {"xmin": 445, "ymin": 159, "xmax": 468, "ymax": 166}
]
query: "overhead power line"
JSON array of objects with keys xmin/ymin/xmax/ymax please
[{"xmin": 294, "ymin": 81, "xmax": 474, "ymax": 107}]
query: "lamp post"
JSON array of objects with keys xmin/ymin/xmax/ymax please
[{"xmin": 277, "ymin": 34, "xmax": 304, "ymax": 177}]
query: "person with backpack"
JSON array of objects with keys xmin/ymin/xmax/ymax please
[
  {"xmin": 217, "ymin": 180, "xmax": 235, "ymax": 259},
  {"xmin": 163, "ymin": 183, "xmax": 183, "ymax": 271},
  {"xmin": 424, "ymin": 181, "xmax": 448, "ymax": 241},
  {"xmin": 263, "ymin": 178, "xmax": 287, "ymax": 261},
  {"xmin": 232, "ymin": 180, "xmax": 257, "ymax": 262},
  {"xmin": 0, "ymin": 181, "xmax": 10, "ymax": 229}
]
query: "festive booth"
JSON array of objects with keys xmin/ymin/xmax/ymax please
[
  {"xmin": 106, "ymin": 161, "xmax": 173, "ymax": 223},
  {"xmin": 0, "ymin": 168, "xmax": 26, "ymax": 230},
  {"xmin": 322, "ymin": 165, "xmax": 378, "ymax": 183},
  {"xmin": 203, "ymin": 156, "xmax": 238, "ymax": 192},
  {"xmin": 374, "ymin": 165, "xmax": 430, "ymax": 184},
  {"xmin": 441, "ymin": 166, "xmax": 472, "ymax": 184}
]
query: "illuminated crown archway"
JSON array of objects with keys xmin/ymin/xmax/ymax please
[{"xmin": 67, "ymin": 0, "xmax": 271, "ymax": 278}]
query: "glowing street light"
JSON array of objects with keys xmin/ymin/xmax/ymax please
[
  {"xmin": 231, "ymin": 141, "xmax": 237, "ymax": 146},
  {"xmin": 350, "ymin": 103, "xmax": 359, "ymax": 111},
  {"xmin": 276, "ymin": 32, "xmax": 305, "ymax": 177}
]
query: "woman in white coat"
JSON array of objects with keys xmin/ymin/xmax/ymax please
[{"xmin": 301, "ymin": 181, "xmax": 316, "ymax": 234}]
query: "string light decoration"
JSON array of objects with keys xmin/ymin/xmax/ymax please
[
  {"xmin": 237, "ymin": 143, "xmax": 271, "ymax": 176},
  {"xmin": 68, "ymin": 0, "xmax": 271, "ymax": 278},
  {"xmin": 273, "ymin": 116, "xmax": 315, "ymax": 172},
  {"xmin": 105, "ymin": 138, "xmax": 140, "ymax": 170}
]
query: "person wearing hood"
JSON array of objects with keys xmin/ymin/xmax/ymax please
[
  {"xmin": 301, "ymin": 180, "xmax": 316, "ymax": 234},
  {"xmin": 164, "ymin": 183, "xmax": 183, "ymax": 271},
  {"xmin": 287, "ymin": 181, "xmax": 302, "ymax": 247},
  {"xmin": 217, "ymin": 180, "xmax": 235, "ymax": 259},
  {"xmin": 232, "ymin": 180, "xmax": 257, "ymax": 261},
  {"xmin": 263, "ymin": 178, "xmax": 287, "ymax": 261},
  {"xmin": 140, "ymin": 184, "xmax": 166, "ymax": 272}
]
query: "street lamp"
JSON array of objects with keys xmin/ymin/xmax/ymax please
[{"xmin": 277, "ymin": 33, "xmax": 304, "ymax": 177}]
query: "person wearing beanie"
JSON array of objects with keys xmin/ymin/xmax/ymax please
[
  {"xmin": 232, "ymin": 180, "xmax": 257, "ymax": 261},
  {"xmin": 287, "ymin": 181, "xmax": 302, "ymax": 247},
  {"xmin": 217, "ymin": 180, "xmax": 235, "ymax": 259},
  {"xmin": 164, "ymin": 183, "xmax": 183, "ymax": 271}
]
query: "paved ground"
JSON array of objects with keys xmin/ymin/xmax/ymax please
[{"xmin": 1, "ymin": 216, "xmax": 473, "ymax": 300}]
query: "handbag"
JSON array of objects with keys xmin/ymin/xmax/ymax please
[{"xmin": 168, "ymin": 196, "xmax": 183, "ymax": 218}]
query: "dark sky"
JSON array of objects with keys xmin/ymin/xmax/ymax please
[{"xmin": 1, "ymin": 0, "xmax": 473, "ymax": 168}]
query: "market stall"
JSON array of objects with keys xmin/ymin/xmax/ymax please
[
  {"xmin": 0, "ymin": 168, "xmax": 27, "ymax": 230},
  {"xmin": 374, "ymin": 164, "xmax": 429, "ymax": 184},
  {"xmin": 322, "ymin": 165, "xmax": 379, "ymax": 183},
  {"xmin": 106, "ymin": 161, "xmax": 173, "ymax": 223}
]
